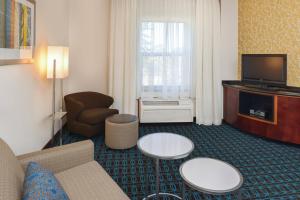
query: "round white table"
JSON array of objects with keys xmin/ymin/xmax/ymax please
[
  {"xmin": 179, "ymin": 158, "xmax": 244, "ymax": 199},
  {"xmin": 138, "ymin": 133, "xmax": 194, "ymax": 200}
]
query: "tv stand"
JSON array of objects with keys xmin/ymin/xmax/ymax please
[
  {"xmin": 239, "ymin": 91, "xmax": 276, "ymax": 123},
  {"xmin": 223, "ymin": 81, "xmax": 300, "ymax": 144},
  {"xmin": 244, "ymin": 84, "xmax": 284, "ymax": 91}
]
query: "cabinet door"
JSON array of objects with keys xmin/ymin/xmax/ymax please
[
  {"xmin": 274, "ymin": 96, "xmax": 300, "ymax": 143},
  {"xmin": 223, "ymin": 87, "xmax": 239, "ymax": 124}
]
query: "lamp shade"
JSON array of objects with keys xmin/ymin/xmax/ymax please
[{"xmin": 47, "ymin": 46, "xmax": 69, "ymax": 79}]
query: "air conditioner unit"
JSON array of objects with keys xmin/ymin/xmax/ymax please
[{"xmin": 139, "ymin": 98, "xmax": 194, "ymax": 123}]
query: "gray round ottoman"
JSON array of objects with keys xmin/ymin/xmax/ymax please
[{"xmin": 105, "ymin": 114, "xmax": 139, "ymax": 149}]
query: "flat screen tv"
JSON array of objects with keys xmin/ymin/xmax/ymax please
[{"xmin": 242, "ymin": 54, "xmax": 287, "ymax": 86}]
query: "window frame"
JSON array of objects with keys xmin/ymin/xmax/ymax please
[{"xmin": 139, "ymin": 21, "xmax": 186, "ymax": 88}]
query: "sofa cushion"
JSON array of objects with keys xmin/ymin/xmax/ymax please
[
  {"xmin": 0, "ymin": 138, "xmax": 25, "ymax": 200},
  {"xmin": 22, "ymin": 162, "xmax": 69, "ymax": 200},
  {"xmin": 78, "ymin": 108, "xmax": 118, "ymax": 125},
  {"xmin": 55, "ymin": 161, "xmax": 129, "ymax": 200}
]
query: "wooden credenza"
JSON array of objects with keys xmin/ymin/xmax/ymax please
[{"xmin": 223, "ymin": 81, "xmax": 300, "ymax": 145}]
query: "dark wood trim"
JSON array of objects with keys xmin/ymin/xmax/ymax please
[
  {"xmin": 223, "ymin": 82, "xmax": 300, "ymax": 145},
  {"xmin": 237, "ymin": 95, "xmax": 278, "ymax": 125},
  {"xmin": 238, "ymin": 113, "xmax": 276, "ymax": 125},
  {"xmin": 222, "ymin": 81, "xmax": 300, "ymax": 97}
]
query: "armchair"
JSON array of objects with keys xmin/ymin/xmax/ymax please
[{"xmin": 64, "ymin": 92, "xmax": 119, "ymax": 137}]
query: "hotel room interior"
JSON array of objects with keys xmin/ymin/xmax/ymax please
[{"xmin": 0, "ymin": 0, "xmax": 299, "ymax": 199}]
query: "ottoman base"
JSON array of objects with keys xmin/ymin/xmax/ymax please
[{"xmin": 105, "ymin": 114, "xmax": 139, "ymax": 150}]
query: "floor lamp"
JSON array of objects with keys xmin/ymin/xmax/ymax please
[{"xmin": 47, "ymin": 46, "xmax": 69, "ymax": 144}]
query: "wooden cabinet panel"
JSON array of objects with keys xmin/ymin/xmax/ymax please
[
  {"xmin": 223, "ymin": 85, "xmax": 300, "ymax": 144},
  {"xmin": 273, "ymin": 96, "xmax": 300, "ymax": 143},
  {"xmin": 223, "ymin": 87, "xmax": 238, "ymax": 124}
]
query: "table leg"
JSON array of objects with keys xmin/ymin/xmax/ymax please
[
  {"xmin": 146, "ymin": 159, "xmax": 149, "ymax": 199},
  {"xmin": 59, "ymin": 119, "xmax": 63, "ymax": 146},
  {"xmin": 142, "ymin": 157, "xmax": 182, "ymax": 200},
  {"xmin": 237, "ymin": 189, "xmax": 242, "ymax": 200},
  {"xmin": 182, "ymin": 181, "xmax": 185, "ymax": 200},
  {"xmin": 155, "ymin": 158, "xmax": 160, "ymax": 200}
]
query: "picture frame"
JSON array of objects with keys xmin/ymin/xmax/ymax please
[{"xmin": 0, "ymin": 0, "xmax": 36, "ymax": 66}]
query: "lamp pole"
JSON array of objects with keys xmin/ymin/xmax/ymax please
[
  {"xmin": 60, "ymin": 79, "xmax": 64, "ymax": 112},
  {"xmin": 51, "ymin": 59, "xmax": 56, "ymax": 145},
  {"xmin": 59, "ymin": 78, "xmax": 64, "ymax": 146}
]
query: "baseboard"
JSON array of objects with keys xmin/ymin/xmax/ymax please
[{"xmin": 44, "ymin": 119, "xmax": 196, "ymax": 149}]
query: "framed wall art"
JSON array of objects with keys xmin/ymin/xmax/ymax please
[{"xmin": 0, "ymin": 0, "xmax": 35, "ymax": 66}]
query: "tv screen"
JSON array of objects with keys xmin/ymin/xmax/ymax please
[{"xmin": 242, "ymin": 54, "xmax": 287, "ymax": 86}]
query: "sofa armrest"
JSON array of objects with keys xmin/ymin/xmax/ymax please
[{"xmin": 17, "ymin": 140, "xmax": 94, "ymax": 173}]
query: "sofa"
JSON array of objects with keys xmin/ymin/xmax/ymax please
[
  {"xmin": 64, "ymin": 92, "xmax": 119, "ymax": 137},
  {"xmin": 0, "ymin": 138, "xmax": 129, "ymax": 200}
]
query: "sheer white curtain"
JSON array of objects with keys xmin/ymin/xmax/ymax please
[
  {"xmin": 137, "ymin": 0, "xmax": 195, "ymax": 99},
  {"xmin": 194, "ymin": 0, "xmax": 222, "ymax": 125},
  {"xmin": 109, "ymin": 0, "xmax": 137, "ymax": 114},
  {"xmin": 109, "ymin": 0, "xmax": 222, "ymax": 125}
]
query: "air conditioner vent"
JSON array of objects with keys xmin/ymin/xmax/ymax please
[
  {"xmin": 142, "ymin": 101, "xmax": 179, "ymax": 106},
  {"xmin": 140, "ymin": 99, "xmax": 194, "ymax": 123}
]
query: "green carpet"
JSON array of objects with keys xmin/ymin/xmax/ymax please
[{"xmin": 58, "ymin": 123, "xmax": 300, "ymax": 200}]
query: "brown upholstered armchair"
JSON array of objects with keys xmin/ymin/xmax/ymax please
[{"xmin": 64, "ymin": 92, "xmax": 119, "ymax": 137}]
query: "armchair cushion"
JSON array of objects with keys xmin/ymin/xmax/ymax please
[
  {"xmin": 22, "ymin": 162, "xmax": 69, "ymax": 200},
  {"xmin": 78, "ymin": 108, "xmax": 119, "ymax": 125}
]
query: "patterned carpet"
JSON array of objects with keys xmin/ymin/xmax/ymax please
[{"xmin": 57, "ymin": 123, "xmax": 300, "ymax": 200}]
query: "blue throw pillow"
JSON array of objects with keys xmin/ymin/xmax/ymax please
[{"xmin": 22, "ymin": 162, "xmax": 69, "ymax": 200}]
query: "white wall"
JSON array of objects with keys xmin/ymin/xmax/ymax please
[
  {"xmin": 0, "ymin": 0, "xmax": 111, "ymax": 155},
  {"xmin": 0, "ymin": 0, "xmax": 237, "ymax": 154},
  {"xmin": 221, "ymin": 0, "xmax": 238, "ymax": 80},
  {"xmin": 0, "ymin": 0, "xmax": 69, "ymax": 155},
  {"xmin": 66, "ymin": 0, "xmax": 111, "ymax": 95}
]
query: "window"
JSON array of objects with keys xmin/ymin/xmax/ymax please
[{"xmin": 139, "ymin": 21, "xmax": 192, "ymax": 99}]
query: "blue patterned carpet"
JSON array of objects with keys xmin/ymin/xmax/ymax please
[{"xmin": 58, "ymin": 123, "xmax": 300, "ymax": 200}]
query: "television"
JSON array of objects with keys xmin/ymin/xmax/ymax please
[{"xmin": 242, "ymin": 54, "xmax": 287, "ymax": 86}]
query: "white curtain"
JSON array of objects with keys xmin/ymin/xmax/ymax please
[
  {"xmin": 109, "ymin": 0, "xmax": 137, "ymax": 114},
  {"xmin": 194, "ymin": 0, "xmax": 222, "ymax": 125},
  {"xmin": 109, "ymin": 0, "xmax": 223, "ymax": 125},
  {"xmin": 137, "ymin": 0, "xmax": 195, "ymax": 99}
]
